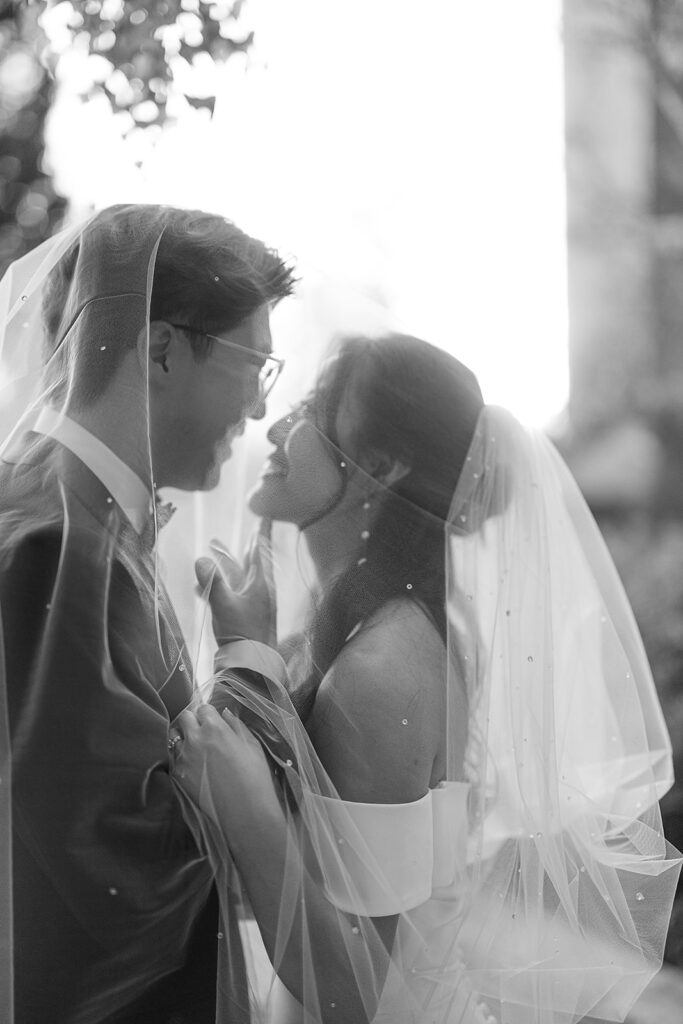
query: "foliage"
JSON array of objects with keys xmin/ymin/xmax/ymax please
[
  {"xmin": 0, "ymin": 0, "xmax": 254, "ymax": 276},
  {"xmin": 0, "ymin": 2, "xmax": 66, "ymax": 275},
  {"xmin": 39, "ymin": 0, "xmax": 253, "ymax": 128},
  {"xmin": 602, "ymin": 519, "xmax": 683, "ymax": 718}
]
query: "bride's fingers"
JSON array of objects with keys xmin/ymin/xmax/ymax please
[
  {"xmin": 244, "ymin": 520, "xmax": 271, "ymax": 573},
  {"xmin": 254, "ymin": 520, "xmax": 275, "ymax": 593},
  {"xmin": 222, "ymin": 708, "xmax": 262, "ymax": 748},
  {"xmin": 209, "ymin": 539, "xmax": 246, "ymax": 590},
  {"xmin": 174, "ymin": 708, "xmax": 197, "ymax": 734},
  {"xmin": 242, "ymin": 563, "xmax": 259, "ymax": 593},
  {"xmin": 167, "ymin": 728, "xmax": 183, "ymax": 755},
  {"xmin": 249, "ymin": 517, "xmax": 272, "ymax": 564},
  {"xmin": 195, "ymin": 703, "xmax": 223, "ymax": 725},
  {"xmin": 197, "ymin": 702, "xmax": 255, "ymax": 743},
  {"xmin": 220, "ymin": 707, "xmax": 240, "ymax": 734},
  {"xmin": 195, "ymin": 556, "xmax": 220, "ymax": 595},
  {"xmin": 242, "ymin": 535, "xmax": 274, "ymax": 598},
  {"xmin": 257, "ymin": 518, "xmax": 273, "ymax": 566},
  {"xmin": 170, "ymin": 708, "xmax": 199, "ymax": 754},
  {"xmin": 195, "ymin": 558, "xmax": 239, "ymax": 602},
  {"xmin": 208, "ymin": 537, "xmax": 235, "ymax": 559}
]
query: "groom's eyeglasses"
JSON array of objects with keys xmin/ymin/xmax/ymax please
[{"xmin": 170, "ymin": 323, "xmax": 285, "ymax": 399}]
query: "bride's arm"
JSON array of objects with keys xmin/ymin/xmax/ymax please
[
  {"xmin": 306, "ymin": 601, "xmax": 447, "ymax": 804},
  {"xmin": 174, "ymin": 603, "xmax": 447, "ymax": 1021},
  {"xmin": 174, "ymin": 703, "xmax": 392, "ymax": 1024}
]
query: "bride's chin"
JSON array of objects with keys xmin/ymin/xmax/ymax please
[
  {"xmin": 247, "ymin": 479, "xmax": 279, "ymax": 518},
  {"xmin": 249, "ymin": 480, "xmax": 306, "ymax": 525}
]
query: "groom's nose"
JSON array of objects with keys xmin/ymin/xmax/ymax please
[
  {"xmin": 242, "ymin": 371, "xmax": 266, "ymax": 420},
  {"xmin": 248, "ymin": 391, "xmax": 266, "ymax": 420}
]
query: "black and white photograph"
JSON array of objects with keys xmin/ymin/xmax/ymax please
[{"xmin": 1, "ymin": 2, "xmax": 683, "ymax": 1022}]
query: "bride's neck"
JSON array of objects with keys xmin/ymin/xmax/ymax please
[{"xmin": 303, "ymin": 507, "xmax": 365, "ymax": 589}]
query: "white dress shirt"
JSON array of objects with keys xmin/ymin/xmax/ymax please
[
  {"xmin": 34, "ymin": 406, "xmax": 151, "ymax": 535},
  {"xmin": 35, "ymin": 408, "xmax": 288, "ymax": 681}
]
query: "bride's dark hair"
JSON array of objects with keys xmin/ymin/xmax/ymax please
[{"xmin": 296, "ymin": 333, "xmax": 483, "ymax": 717}]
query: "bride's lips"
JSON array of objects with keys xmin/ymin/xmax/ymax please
[{"xmin": 261, "ymin": 452, "xmax": 288, "ymax": 478}]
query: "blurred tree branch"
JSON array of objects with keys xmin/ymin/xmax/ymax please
[
  {"xmin": 38, "ymin": 0, "xmax": 253, "ymax": 129},
  {"xmin": 564, "ymin": 0, "xmax": 683, "ymax": 965},
  {"xmin": 0, "ymin": 0, "xmax": 255, "ymax": 275},
  {"xmin": 0, "ymin": 1, "xmax": 66, "ymax": 274}
]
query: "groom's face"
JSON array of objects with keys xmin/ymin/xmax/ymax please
[{"xmin": 151, "ymin": 305, "xmax": 272, "ymax": 490}]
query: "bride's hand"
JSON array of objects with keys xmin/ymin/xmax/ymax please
[
  {"xmin": 170, "ymin": 703, "xmax": 282, "ymax": 830},
  {"xmin": 195, "ymin": 518, "xmax": 276, "ymax": 647}
]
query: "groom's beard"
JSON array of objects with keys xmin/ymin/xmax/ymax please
[
  {"xmin": 214, "ymin": 432, "xmax": 236, "ymax": 468},
  {"xmin": 165, "ymin": 423, "xmax": 242, "ymax": 492},
  {"xmin": 198, "ymin": 427, "xmax": 242, "ymax": 490}
]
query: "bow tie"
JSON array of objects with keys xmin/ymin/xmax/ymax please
[
  {"xmin": 154, "ymin": 494, "xmax": 177, "ymax": 531},
  {"xmin": 141, "ymin": 494, "xmax": 177, "ymax": 548}
]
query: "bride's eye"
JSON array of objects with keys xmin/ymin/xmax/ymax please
[
  {"xmin": 294, "ymin": 397, "xmax": 317, "ymax": 420},
  {"xmin": 285, "ymin": 403, "xmax": 305, "ymax": 424}
]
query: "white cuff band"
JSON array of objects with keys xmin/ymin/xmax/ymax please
[{"xmin": 214, "ymin": 639, "xmax": 288, "ymax": 687}]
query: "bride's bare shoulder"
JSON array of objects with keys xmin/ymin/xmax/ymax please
[
  {"xmin": 341, "ymin": 597, "xmax": 444, "ymax": 676},
  {"xmin": 307, "ymin": 599, "xmax": 447, "ymax": 802}
]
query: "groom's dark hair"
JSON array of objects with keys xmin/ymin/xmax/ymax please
[
  {"xmin": 148, "ymin": 208, "xmax": 295, "ymax": 359},
  {"xmin": 41, "ymin": 204, "xmax": 295, "ymax": 406}
]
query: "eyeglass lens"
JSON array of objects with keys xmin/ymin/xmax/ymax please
[{"xmin": 260, "ymin": 361, "xmax": 280, "ymax": 397}]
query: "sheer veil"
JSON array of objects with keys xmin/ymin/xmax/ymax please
[
  {"xmin": 173, "ymin": 358, "xmax": 681, "ymax": 1023},
  {"xmin": 0, "ymin": 210, "xmax": 209, "ymax": 1022},
  {"xmin": 0, "ymin": 209, "xmax": 679, "ymax": 1024},
  {"xmin": 0, "ymin": 205, "xmax": 294, "ymax": 1022},
  {"xmin": 0, "ymin": 218, "xmax": 98, "ymax": 1019},
  {"xmin": 447, "ymin": 406, "xmax": 678, "ymax": 1020}
]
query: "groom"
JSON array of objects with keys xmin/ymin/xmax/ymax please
[{"xmin": 0, "ymin": 205, "xmax": 294, "ymax": 1023}]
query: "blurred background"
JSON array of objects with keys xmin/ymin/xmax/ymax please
[{"xmin": 3, "ymin": 0, "xmax": 683, "ymax": 1017}]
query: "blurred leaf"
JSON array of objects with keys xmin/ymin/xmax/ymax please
[
  {"xmin": 38, "ymin": 0, "xmax": 254, "ymax": 131},
  {"xmin": 0, "ymin": 3, "xmax": 66, "ymax": 276},
  {"xmin": 185, "ymin": 92, "xmax": 214, "ymax": 113}
]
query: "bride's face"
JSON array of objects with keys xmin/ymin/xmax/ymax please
[
  {"xmin": 248, "ymin": 409, "xmax": 347, "ymax": 526},
  {"xmin": 248, "ymin": 382, "xmax": 360, "ymax": 526}
]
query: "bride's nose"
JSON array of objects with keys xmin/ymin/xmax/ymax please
[{"xmin": 267, "ymin": 413, "xmax": 295, "ymax": 445}]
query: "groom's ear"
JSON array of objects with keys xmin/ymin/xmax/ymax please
[{"xmin": 140, "ymin": 321, "xmax": 173, "ymax": 378}]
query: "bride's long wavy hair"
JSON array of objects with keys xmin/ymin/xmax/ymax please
[{"xmin": 296, "ymin": 333, "xmax": 483, "ymax": 718}]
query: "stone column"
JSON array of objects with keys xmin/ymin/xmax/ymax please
[{"xmin": 564, "ymin": 0, "xmax": 656, "ymax": 444}]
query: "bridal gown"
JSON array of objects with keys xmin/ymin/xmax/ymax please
[{"xmin": 258, "ymin": 781, "xmax": 496, "ymax": 1024}]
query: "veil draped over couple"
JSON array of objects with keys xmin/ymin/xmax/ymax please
[{"xmin": 0, "ymin": 204, "xmax": 680, "ymax": 1024}]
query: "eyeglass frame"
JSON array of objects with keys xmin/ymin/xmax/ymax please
[{"xmin": 169, "ymin": 322, "xmax": 285, "ymax": 399}]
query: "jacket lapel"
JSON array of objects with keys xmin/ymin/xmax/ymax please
[{"xmin": 2, "ymin": 434, "xmax": 194, "ymax": 718}]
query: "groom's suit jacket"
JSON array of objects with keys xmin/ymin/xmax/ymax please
[{"xmin": 0, "ymin": 435, "xmax": 247, "ymax": 1024}]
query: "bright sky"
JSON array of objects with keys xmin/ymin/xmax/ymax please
[{"xmin": 46, "ymin": 0, "xmax": 568, "ymax": 428}]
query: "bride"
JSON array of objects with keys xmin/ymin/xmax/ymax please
[{"xmin": 172, "ymin": 333, "xmax": 680, "ymax": 1024}]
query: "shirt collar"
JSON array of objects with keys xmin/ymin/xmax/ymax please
[{"xmin": 34, "ymin": 406, "xmax": 152, "ymax": 535}]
